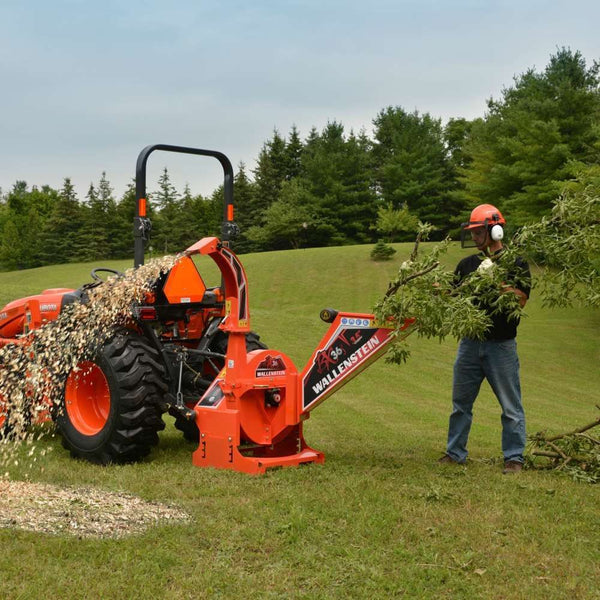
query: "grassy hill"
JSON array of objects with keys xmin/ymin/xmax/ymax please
[{"xmin": 1, "ymin": 242, "xmax": 599, "ymax": 599}]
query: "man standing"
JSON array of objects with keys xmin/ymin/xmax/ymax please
[{"xmin": 439, "ymin": 204, "xmax": 531, "ymax": 473}]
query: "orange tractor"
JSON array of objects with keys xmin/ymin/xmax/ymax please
[{"xmin": 0, "ymin": 145, "xmax": 409, "ymax": 474}]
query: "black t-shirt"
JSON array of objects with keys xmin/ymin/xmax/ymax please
[{"xmin": 454, "ymin": 251, "xmax": 532, "ymax": 340}]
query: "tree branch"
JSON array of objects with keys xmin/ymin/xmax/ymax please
[
  {"xmin": 385, "ymin": 262, "xmax": 439, "ymax": 299},
  {"xmin": 545, "ymin": 415, "xmax": 600, "ymax": 442}
]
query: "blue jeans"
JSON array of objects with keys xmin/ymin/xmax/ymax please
[{"xmin": 446, "ymin": 338, "xmax": 526, "ymax": 463}]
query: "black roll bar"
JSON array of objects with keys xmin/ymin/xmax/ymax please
[{"xmin": 134, "ymin": 144, "xmax": 235, "ymax": 268}]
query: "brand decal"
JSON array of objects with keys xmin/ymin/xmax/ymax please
[
  {"xmin": 255, "ymin": 355, "xmax": 286, "ymax": 378},
  {"xmin": 40, "ymin": 304, "xmax": 58, "ymax": 312},
  {"xmin": 302, "ymin": 327, "xmax": 391, "ymax": 409},
  {"xmin": 0, "ymin": 312, "xmax": 7, "ymax": 320}
]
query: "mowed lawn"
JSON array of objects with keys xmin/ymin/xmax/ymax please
[{"xmin": 1, "ymin": 242, "xmax": 599, "ymax": 599}]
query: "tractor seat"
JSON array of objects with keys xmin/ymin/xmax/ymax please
[{"xmin": 60, "ymin": 288, "xmax": 87, "ymax": 311}]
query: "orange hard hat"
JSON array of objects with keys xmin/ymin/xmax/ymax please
[{"xmin": 463, "ymin": 204, "xmax": 506, "ymax": 230}]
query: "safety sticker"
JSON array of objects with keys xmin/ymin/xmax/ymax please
[
  {"xmin": 341, "ymin": 317, "xmax": 370, "ymax": 327},
  {"xmin": 198, "ymin": 381, "xmax": 225, "ymax": 408}
]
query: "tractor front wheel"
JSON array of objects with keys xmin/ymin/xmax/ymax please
[{"xmin": 56, "ymin": 329, "xmax": 167, "ymax": 464}]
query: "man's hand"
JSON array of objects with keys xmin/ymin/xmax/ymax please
[{"xmin": 501, "ymin": 284, "xmax": 528, "ymax": 307}]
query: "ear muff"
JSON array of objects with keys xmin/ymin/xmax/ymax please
[{"xmin": 490, "ymin": 224, "xmax": 504, "ymax": 241}]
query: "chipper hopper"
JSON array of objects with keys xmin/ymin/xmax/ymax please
[{"xmin": 0, "ymin": 145, "xmax": 412, "ymax": 474}]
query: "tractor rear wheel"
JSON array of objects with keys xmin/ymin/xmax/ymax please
[
  {"xmin": 56, "ymin": 329, "xmax": 167, "ymax": 464},
  {"xmin": 173, "ymin": 331, "xmax": 267, "ymax": 443}
]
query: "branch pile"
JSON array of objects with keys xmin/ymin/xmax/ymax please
[{"xmin": 527, "ymin": 408, "xmax": 600, "ymax": 483}]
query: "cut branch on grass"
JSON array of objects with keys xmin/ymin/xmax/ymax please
[
  {"xmin": 544, "ymin": 414, "xmax": 600, "ymax": 442},
  {"xmin": 527, "ymin": 409, "xmax": 600, "ymax": 483}
]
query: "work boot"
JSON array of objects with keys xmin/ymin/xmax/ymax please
[{"xmin": 502, "ymin": 460, "xmax": 523, "ymax": 474}]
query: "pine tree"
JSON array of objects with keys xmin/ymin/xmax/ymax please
[
  {"xmin": 96, "ymin": 172, "xmax": 121, "ymax": 259},
  {"xmin": 152, "ymin": 167, "xmax": 182, "ymax": 254},
  {"xmin": 460, "ymin": 48, "xmax": 600, "ymax": 225},
  {"xmin": 372, "ymin": 107, "xmax": 456, "ymax": 237},
  {"xmin": 174, "ymin": 183, "xmax": 213, "ymax": 251},
  {"xmin": 300, "ymin": 122, "xmax": 377, "ymax": 245},
  {"xmin": 340, "ymin": 130, "xmax": 378, "ymax": 243},
  {"xmin": 284, "ymin": 125, "xmax": 303, "ymax": 180},
  {"xmin": 114, "ymin": 181, "xmax": 137, "ymax": 259},
  {"xmin": 252, "ymin": 130, "xmax": 288, "ymax": 221},
  {"xmin": 38, "ymin": 178, "xmax": 84, "ymax": 264},
  {"xmin": 444, "ymin": 118, "xmax": 474, "ymax": 237},
  {"xmin": 370, "ymin": 239, "xmax": 396, "ymax": 261},
  {"xmin": 231, "ymin": 163, "xmax": 258, "ymax": 253},
  {"xmin": 78, "ymin": 183, "xmax": 108, "ymax": 261}
]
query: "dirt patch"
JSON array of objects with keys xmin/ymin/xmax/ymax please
[{"xmin": 0, "ymin": 479, "xmax": 190, "ymax": 538}]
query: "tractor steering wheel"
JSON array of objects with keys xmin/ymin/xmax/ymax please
[{"xmin": 90, "ymin": 267, "xmax": 125, "ymax": 282}]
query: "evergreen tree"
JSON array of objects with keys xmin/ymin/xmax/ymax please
[
  {"xmin": 206, "ymin": 184, "xmax": 227, "ymax": 237},
  {"xmin": 152, "ymin": 167, "xmax": 182, "ymax": 254},
  {"xmin": 284, "ymin": 125, "xmax": 303, "ymax": 180},
  {"xmin": 444, "ymin": 117, "xmax": 474, "ymax": 235},
  {"xmin": 78, "ymin": 183, "xmax": 108, "ymax": 261},
  {"xmin": 444, "ymin": 118, "xmax": 474, "ymax": 174},
  {"xmin": 252, "ymin": 129, "xmax": 288, "ymax": 219},
  {"xmin": 77, "ymin": 174, "xmax": 121, "ymax": 262},
  {"xmin": 300, "ymin": 121, "xmax": 376, "ymax": 245},
  {"xmin": 0, "ymin": 192, "xmax": 7, "ymax": 236},
  {"xmin": 39, "ymin": 178, "xmax": 84, "ymax": 264},
  {"xmin": 461, "ymin": 48, "xmax": 600, "ymax": 225},
  {"xmin": 175, "ymin": 184, "xmax": 214, "ymax": 251},
  {"xmin": 372, "ymin": 107, "xmax": 456, "ymax": 237},
  {"xmin": 230, "ymin": 163, "xmax": 258, "ymax": 253},
  {"xmin": 0, "ymin": 182, "xmax": 33, "ymax": 269},
  {"xmin": 114, "ymin": 181, "xmax": 137, "ymax": 259},
  {"xmin": 339, "ymin": 130, "xmax": 378, "ymax": 243},
  {"xmin": 370, "ymin": 239, "xmax": 397, "ymax": 261},
  {"xmin": 96, "ymin": 172, "xmax": 122, "ymax": 259}
]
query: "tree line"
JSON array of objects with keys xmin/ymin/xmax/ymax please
[{"xmin": 1, "ymin": 48, "xmax": 599, "ymax": 270}]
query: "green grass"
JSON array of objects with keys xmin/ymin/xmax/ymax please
[{"xmin": 1, "ymin": 243, "xmax": 600, "ymax": 599}]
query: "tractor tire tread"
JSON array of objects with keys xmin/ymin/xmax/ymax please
[{"xmin": 57, "ymin": 329, "xmax": 167, "ymax": 465}]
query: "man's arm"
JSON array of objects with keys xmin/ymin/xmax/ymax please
[
  {"xmin": 501, "ymin": 257, "xmax": 531, "ymax": 308},
  {"xmin": 501, "ymin": 284, "xmax": 528, "ymax": 307}
]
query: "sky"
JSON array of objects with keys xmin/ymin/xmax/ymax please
[{"xmin": 1, "ymin": 0, "xmax": 599, "ymax": 201}]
